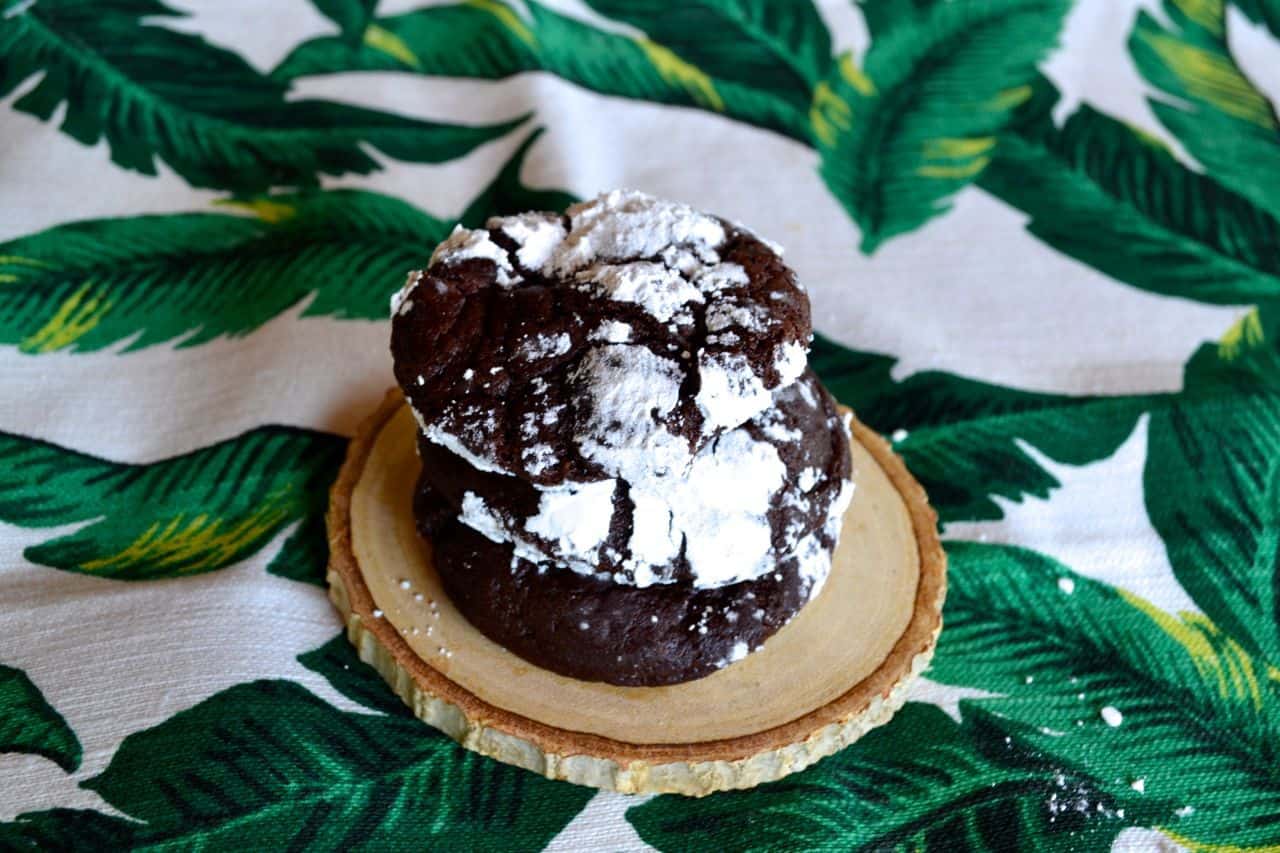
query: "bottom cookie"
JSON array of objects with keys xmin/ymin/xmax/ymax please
[{"xmin": 420, "ymin": 474, "xmax": 828, "ymax": 685}]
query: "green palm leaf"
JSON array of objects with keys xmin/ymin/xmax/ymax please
[
  {"xmin": 0, "ymin": 809, "xmax": 137, "ymax": 849},
  {"xmin": 857, "ymin": 0, "xmax": 943, "ymax": 38},
  {"xmin": 0, "ymin": 426, "xmax": 345, "ymax": 580},
  {"xmin": 274, "ymin": 0, "xmax": 809, "ymax": 140},
  {"xmin": 813, "ymin": 0, "xmax": 1069, "ymax": 252},
  {"xmin": 1130, "ymin": 0, "xmax": 1280, "ymax": 222},
  {"xmin": 811, "ymin": 335, "xmax": 1153, "ymax": 521},
  {"xmin": 313, "ymin": 0, "xmax": 379, "ymax": 42},
  {"xmin": 0, "ymin": 190, "xmax": 444, "ymax": 354},
  {"xmin": 1184, "ymin": 305, "xmax": 1280, "ymax": 390},
  {"xmin": 582, "ymin": 0, "xmax": 832, "ymax": 110},
  {"xmin": 0, "ymin": 0, "xmax": 524, "ymax": 193},
  {"xmin": 0, "ymin": 127, "xmax": 565, "ymax": 355},
  {"xmin": 62, "ymin": 680, "xmax": 592, "ymax": 850},
  {"xmin": 932, "ymin": 541, "xmax": 1280, "ymax": 848},
  {"xmin": 0, "ymin": 664, "xmax": 81, "ymax": 772},
  {"xmin": 1234, "ymin": 0, "xmax": 1280, "ymax": 37},
  {"xmin": 980, "ymin": 78, "xmax": 1280, "ymax": 306},
  {"xmin": 626, "ymin": 703, "xmax": 1124, "ymax": 851},
  {"xmin": 457, "ymin": 127, "xmax": 579, "ymax": 228},
  {"xmin": 272, "ymin": 1, "xmax": 534, "ymax": 81},
  {"xmin": 263, "ymin": 514, "xmax": 331, "ymax": 587},
  {"xmin": 1146, "ymin": 389, "xmax": 1280, "ymax": 666},
  {"xmin": 298, "ymin": 634, "xmax": 413, "ymax": 717}
]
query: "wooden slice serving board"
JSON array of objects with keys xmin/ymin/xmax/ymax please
[{"xmin": 326, "ymin": 389, "xmax": 945, "ymax": 796}]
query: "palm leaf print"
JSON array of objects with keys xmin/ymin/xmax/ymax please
[
  {"xmin": 0, "ymin": 191, "xmax": 447, "ymax": 354},
  {"xmin": 0, "ymin": 0, "xmax": 525, "ymax": 193},
  {"xmin": 0, "ymin": 809, "xmax": 136, "ymax": 849},
  {"xmin": 812, "ymin": 0, "xmax": 1070, "ymax": 251},
  {"xmin": 298, "ymin": 633, "xmax": 413, "ymax": 717},
  {"xmin": 811, "ymin": 335, "xmax": 1154, "ymax": 522},
  {"xmin": 456, "ymin": 127, "xmax": 579, "ymax": 227},
  {"xmin": 857, "ymin": 0, "xmax": 944, "ymax": 38},
  {"xmin": 1184, "ymin": 304, "xmax": 1280, "ymax": 389},
  {"xmin": 0, "ymin": 427, "xmax": 345, "ymax": 580},
  {"xmin": 1234, "ymin": 0, "xmax": 1280, "ymax": 36},
  {"xmin": 3, "ymin": 1, "xmax": 1278, "ymax": 848},
  {"xmin": 581, "ymin": 0, "xmax": 832, "ymax": 113},
  {"xmin": 1146, "ymin": 390, "xmax": 1280, "ymax": 666},
  {"xmin": 932, "ymin": 541, "xmax": 1280, "ymax": 848},
  {"xmin": 980, "ymin": 77, "xmax": 1280, "ymax": 306},
  {"xmin": 262, "ymin": 514, "xmax": 331, "ymax": 587},
  {"xmin": 0, "ymin": 129, "xmax": 563, "ymax": 355},
  {"xmin": 1130, "ymin": 0, "xmax": 1280, "ymax": 222},
  {"xmin": 627, "ymin": 703, "xmax": 1125, "ymax": 851},
  {"xmin": 312, "ymin": 0, "xmax": 379, "ymax": 42},
  {"xmin": 273, "ymin": 0, "xmax": 810, "ymax": 141},
  {"xmin": 0, "ymin": 664, "xmax": 81, "ymax": 772},
  {"xmin": 6, "ymin": 661, "xmax": 593, "ymax": 848}
]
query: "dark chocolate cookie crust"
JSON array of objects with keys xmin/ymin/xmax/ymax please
[
  {"xmin": 415, "ymin": 465, "xmax": 839, "ymax": 687},
  {"xmin": 414, "ymin": 370, "xmax": 851, "ymax": 586},
  {"xmin": 390, "ymin": 216, "xmax": 811, "ymax": 487}
]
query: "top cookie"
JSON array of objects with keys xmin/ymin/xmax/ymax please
[
  {"xmin": 391, "ymin": 190, "xmax": 823, "ymax": 588},
  {"xmin": 391, "ymin": 189, "xmax": 811, "ymax": 485}
]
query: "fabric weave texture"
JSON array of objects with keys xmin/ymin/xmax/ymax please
[{"xmin": 1, "ymin": 0, "xmax": 1278, "ymax": 849}]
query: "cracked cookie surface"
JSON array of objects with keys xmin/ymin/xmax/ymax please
[{"xmin": 391, "ymin": 191, "xmax": 854, "ymax": 685}]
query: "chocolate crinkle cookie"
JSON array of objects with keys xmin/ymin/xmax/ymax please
[{"xmin": 391, "ymin": 190, "xmax": 855, "ymax": 686}]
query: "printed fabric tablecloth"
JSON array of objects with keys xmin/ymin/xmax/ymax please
[{"xmin": 2, "ymin": 0, "xmax": 1278, "ymax": 849}]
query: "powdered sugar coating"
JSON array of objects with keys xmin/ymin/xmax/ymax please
[
  {"xmin": 580, "ymin": 262, "xmax": 703, "ymax": 323},
  {"xmin": 417, "ymin": 371, "xmax": 851, "ymax": 590},
  {"xmin": 430, "ymin": 224, "xmax": 518, "ymax": 287},
  {"xmin": 519, "ymin": 332, "xmax": 572, "ymax": 360},
  {"xmin": 590, "ymin": 320, "xmax": 633, "ymax": 343},
  {"xmin": 548, "ymin": 189, "xmax": 725, "ymax": 277},
  {"xmin": 524, "ymin": 478, "xmax": 618, "ymax": 557},
  {"xmin": 695, "ymin": 351, "xmax": 773, "ymax": 431},
  {"xmin": 389, "ymin": 270, "xmax": 420, "ymax": 316},
  {"xmin": 492, "ymin": 212, "xmax": 566, "ymax": 271},
  {"xmin": 706, "ymin": 300, "xmax": 768, "ymax": 333},
  {"xmin": 774, "ymin": 340, "xmax": 808, "ymax": 386}
]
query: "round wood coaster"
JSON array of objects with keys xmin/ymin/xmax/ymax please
[{"xmin": 326, "ymin": 389, "xmax": 945, "ymax": 796}]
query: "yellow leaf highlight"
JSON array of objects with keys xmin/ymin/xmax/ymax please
[
  {"xmin": 466, "ymin": 0, "xmax": 535, "ymax": 48},
  {"xmin": 1120, "ymin": 590, "xmax": 1263, "ymax": 711},
  {"xmin": 917, "ymin": 157, "xmax": 991, "ymax": 179},
  {"xmin": 0, "ymin": 274, "xmax": 18, "ymax": 283},
  {"xmin": 1126, "ymin": 120, "xmax": 1174, "ymax": 152},
  {"xmin": 985, "ymin": 85, "xmax": 1032, "ymax": 111},
  {"xmin": 79, "ymin": 502, "xmax": 292, "ymax": 576},
  {"xmin": 0, "ymin": 255, "xmax": 51, "ymax": 268},
  {"xmin": 837, "ymin": 53, "xmax": 875, "ymax": 96},
  {"xmin": 1172, "ymin": 0, "xmax": 1225, "ymax": 37},
  {"xmin": 809, "ymin": 80, "xmax": 851, "ymax": 148},
  {"xmin": 20, "ymin": 282, "xmax": 113, "ymax": 354},
  {"xmin": 1218, "ymin": 308, "xmax": 1264, "ymax": 361},
  {"xmin": 638, "ymin": 39, "xmax": 723, "ymax": 111},
  {"xmin": 923, "ymin": 136, "xmax": 997, "ymax": 160},
  {"xmin": 1140, "ymin": 31, "xmax": 1277, "ymax": 128},
  {"xmin": 216, "ymin": 198, "xmax": 296, "ymax": 223},
  {"xmin": 363, "ymin": 24, "xmax": 421, "ymax": 69}
]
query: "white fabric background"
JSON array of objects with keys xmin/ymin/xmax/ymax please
[{"xmin": 2, "ymin": 1, "xmax": 1273, "ymax": 848}]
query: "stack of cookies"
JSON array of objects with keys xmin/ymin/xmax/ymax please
[{"xmin": 391, "ymin": 190, "xmax": 854, "ymax": 686}]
